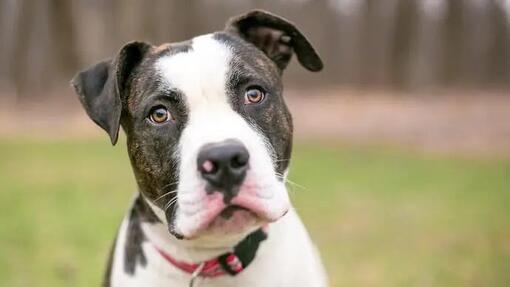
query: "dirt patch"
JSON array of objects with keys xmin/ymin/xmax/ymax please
[{"xmin": 287, "ymin": 89, "xmax": 510, "ymax": 156}]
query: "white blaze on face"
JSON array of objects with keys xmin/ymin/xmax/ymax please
[{"xmin": 154, "ymin": 34, "xmax": 290, "ymax": 238}]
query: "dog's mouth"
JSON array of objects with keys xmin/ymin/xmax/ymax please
[
  {"xmin": 219, "ymin": 205, "xmax": 250, "ymax": 219},
  {"xmin": 171, "ymin": 180, "xmax": 290, "ymax": 240},
  {"xmin": 203, "ymin": 204, "xmax": 260, "ymax": 235}
]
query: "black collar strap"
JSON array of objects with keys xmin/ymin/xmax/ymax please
[{"xmin": 218, "ymin": 228, "xmax": 268, "ymax": 275}]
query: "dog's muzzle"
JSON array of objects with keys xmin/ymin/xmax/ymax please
[{"xmin": 197, "ymin": 139, "xmax": 249, "ymax": 203}]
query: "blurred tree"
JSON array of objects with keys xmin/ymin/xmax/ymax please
[
  {"xmin": 488, "ymin": 0, "xmax": 510, "ymax": 86},
  {"xmin": 360, "ymin": 0, "xmax": 399, "ymax": 87},
  {"xmin": 391, "ymin": 0, "xmax": 419, "ymax": 89},
  {"xmin": 11, "ymin": 0, "xmax": 35, "ymax": 98},
  {"xmin": 407, "ymin": 0, "xmax": 446, "ymax": 88},
  {"xmin": 441, "ymin": 0, "xmax": 464, "ymax": 86},
  {"xmin": 49, "ymin": 0, "xmax": 78, "ymax": 80}
]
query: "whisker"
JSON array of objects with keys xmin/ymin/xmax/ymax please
[
  {"xmin": 164, "ymin": 197, "xmax": 179, "ymax": 212},
  {"xmin": 161, "ymin": 181, "xmax": 179, "ymax": 190},
  {"xmin": 154, "ymin": 189, "xmax": 178, "ymax": 203},
  {"xmin": 275, "ymin": 174, "xmax": 307, "ymax": 191},
  {"xmin": 164, "ymin": 197, "xmax": 175, "ymax": 209},
  {"xmin": 284, "ymin": 178, "xmax": 306, "ymax": 190}
]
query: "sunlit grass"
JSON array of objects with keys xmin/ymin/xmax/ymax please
[{"xmin": 0, "ymin": 138, "xmax": 509, "ymax": 286}]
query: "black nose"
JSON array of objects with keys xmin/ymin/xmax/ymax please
[{"xmin": 197, "ymin": 139, "xmax": 249, "ymax": 201}]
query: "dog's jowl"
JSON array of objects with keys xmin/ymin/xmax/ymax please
[{"xmin": 71, "ymin": 10, "xmax": 327, "ymax": 287}]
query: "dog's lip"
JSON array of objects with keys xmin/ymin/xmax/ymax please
[
  {"xmin": 181, "ymin": 202, "xmax": 263, "ymax": 239},
  {"xmin": 219, "ymin": 205, "xmax": 251, "ymax": 219},
  {"xmin": 204, "ymin": 203, "xmax": 260, "ymax": 227}
]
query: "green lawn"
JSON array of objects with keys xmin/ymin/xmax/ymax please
[{"xmin": 1, "ymin": 138, "xmax": 509, "ymax": 286}]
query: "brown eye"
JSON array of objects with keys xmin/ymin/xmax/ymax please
[
  {"xmin": 149, "ymin": 107, "xmax": 172, "ymax": 124},
  {"xmin": 244, "ymin": 87, "xmax": 266, "ymax": 104}
]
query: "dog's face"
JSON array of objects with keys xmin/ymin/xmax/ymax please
[
  {"xmin": 72, "ymin": 10, "xmax": 322, "ymax": 244},
  {"xmin": 125, "ymin": 34, "xmax": 295, "ymax": 241}
]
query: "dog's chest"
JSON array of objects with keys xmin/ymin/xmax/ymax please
[{"xmin": 108, "ymin": 207, "xmax": 327, "ymax": 287}]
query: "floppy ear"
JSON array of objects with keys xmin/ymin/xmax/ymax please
[
  {"xmin": 71, "ymin": 42, "xmax": 151, "ymax": 145},
  {"xmin": 225, "ymin": 10, "xmax": 323, "ymax": 72}
]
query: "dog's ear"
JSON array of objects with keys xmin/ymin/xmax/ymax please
[
  {"xmin": 225, "ymin": 10, "xmax": 323, "ymax": 72},
  {"xmin": 71, "ymin": 42, "xmax": 152, "ymax": 145}
]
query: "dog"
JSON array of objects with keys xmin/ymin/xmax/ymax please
[{"xmin": 71, "ymin": 10, "xmax": 327, "ymax": 287}]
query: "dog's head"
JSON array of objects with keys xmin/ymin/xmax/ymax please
[{"xmin": 72, "ymin": 10, "xmax": 322, "ymax": 245}]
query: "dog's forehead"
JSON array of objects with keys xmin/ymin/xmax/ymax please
[
  {"xmin": 141, "ymin": 33, "xmax": 281, "ymax": 110},
  {"xmin": 154, "ymin": 34, "xmax": 232, "ymax": 109}
]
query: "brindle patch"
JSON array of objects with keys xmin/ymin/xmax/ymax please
[
  {"xmin": 123, "ymin": 195, "xmax": 160, "ymax": 275},
  {"xmin": 119, "ymin": 42, "xmax": 193, "ymax": 215},
  {"xmin": 214, "ymin": 32, "xmax": 293, "ymax": 175}
]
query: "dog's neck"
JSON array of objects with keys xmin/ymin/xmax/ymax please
[
  {"xmin": 135, "ymin": 194, "xmax": 262, "ymax": 263},
  {"xmin": 141, "ymin": 221, "xmax": 239, "ymax": 263}
]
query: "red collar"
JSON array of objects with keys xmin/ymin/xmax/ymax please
[
  {"xmin": 153, "ymin": 228, "xmax": 267, "ymax": 278},
  {"xmin": 154, "ymin": 247, "xmax": 243, "ymax": 277}
]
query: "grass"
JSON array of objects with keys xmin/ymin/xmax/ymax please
[{"xmin": 0, "ymin": 138, "xmax": 509, "ymax": 286}]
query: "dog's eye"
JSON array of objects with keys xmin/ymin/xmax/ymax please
[
  {"xmin": 149, "ymin": 106, "xmax": 172, "ymax": 124},
  {"xmin": 244, "ymin": 87, "xmax": 266, "ymax": 104}
]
